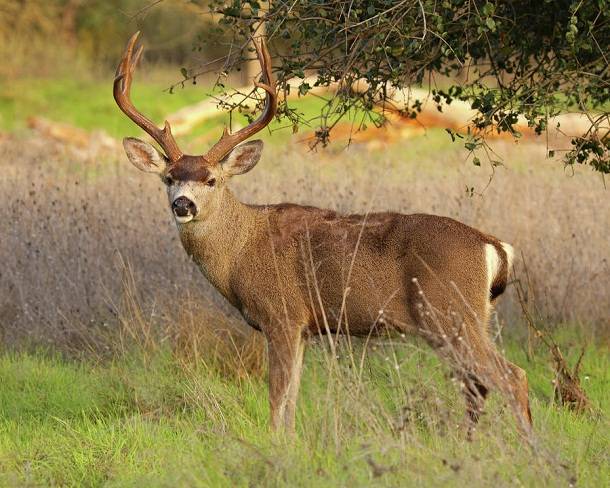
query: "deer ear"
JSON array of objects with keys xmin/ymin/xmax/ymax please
[
  {"xmin": 221, "ymin": 140, "xmax": 263, "ymax": 176},
  {"xmin": 123, "ymin": 137, "xmax": 167, "ymax": 174}
]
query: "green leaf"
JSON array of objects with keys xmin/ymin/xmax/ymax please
[{"xmin": 482, "ymin": 2, "xmax": 495, "ymax": 16}]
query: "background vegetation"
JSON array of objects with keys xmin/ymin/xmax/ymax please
[
  {"xmin": 0, "ymin": 1, "xmax": 608, "ymax": 486},
  {"xmin": 211, "ymin": 0, "xmax": 610, "ymax": 173},
  {"xmin": 1, "ymin": 133, "xmax": 608, "ymax": 486},
  {"xmin": 2, "ymin": 1, "xmax": 608, "ymax": 170},
  {"xmin": 0, "ymin": 0, "xmax": 220, "ymax": 77}
]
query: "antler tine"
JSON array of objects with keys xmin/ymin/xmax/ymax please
[
  {"xmin": 204, "ymin": 36, "xmax": 278, "ymax": 164},
  {"xmin": 113, "ymin": 32, "xmax": 183, "ymax": 162}
]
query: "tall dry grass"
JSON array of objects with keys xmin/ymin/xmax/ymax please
[{"xmin": 0, "ymin": 133, "xmax": 608, "ymax": 360}]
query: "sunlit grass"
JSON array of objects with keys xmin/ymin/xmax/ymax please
[
  {"xmin": 0, "ymin": 329, "xmax": 607, "ymax": 487},
  {"xmin": 0, "ymin": 75, "xmax": 328, "ymax": 141}
]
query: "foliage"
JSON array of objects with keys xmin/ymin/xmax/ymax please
[
  {"xmin": 203, "ymin": 0, "xmax": 610, "ymax": 173},
  {"xmin": 0, "ymin": 0, "xmax": 216, "ymax": 76}
]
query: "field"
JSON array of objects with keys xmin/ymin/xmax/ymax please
[
  {"xmin": 0, "ymin": 335, "xmax": 607, "ymax": 487},
  {"xmin": 0, "ymin": 76, "xmax": 329, "ymax": 141},
  {"xmin": 0, "ymin": 75, "xmax": 609, "ymax": 486}
]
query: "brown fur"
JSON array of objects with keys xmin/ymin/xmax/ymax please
[
  {"xmin": 168, "ymin": 155, "xmax": 211, "ymax": 182},
  {"xmin": 177, "ymin": 187, "xmax": 532, "ymax": 435}
]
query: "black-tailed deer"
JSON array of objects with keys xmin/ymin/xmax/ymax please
[{"xmin": 114, "ymin": 32, "xmax": 532, "ymax": 436}]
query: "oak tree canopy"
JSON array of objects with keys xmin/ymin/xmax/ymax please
[{"xmin": 192, "ymin": 1, "xmax": 609, "ymax": 173}]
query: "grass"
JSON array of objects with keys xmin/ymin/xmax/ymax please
[
  {"xmin": 0, "ymin": 329, "xmax": 607, "ymax": 487},
  {"xmin": 0, "ymin": 73, "xmax": 453, "ymax": 158},
  {"xmin": 0, "ymin": 75, "xmax": 330, "ymax": 141},
  {"xmin": 0, "ymin": 77, "xmax": 194, "ymax": 136}
]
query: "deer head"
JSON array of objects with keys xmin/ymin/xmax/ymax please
[{"xmin": 114, "ymin": 32, "xmax": 277, "ymax": 224}]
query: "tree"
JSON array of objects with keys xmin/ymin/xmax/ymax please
[{"xmin": 193, "ymin": 1, "xmax": 609, "ymax": 173}]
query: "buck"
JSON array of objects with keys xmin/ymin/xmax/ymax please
[{"xmin": 114, "ymin": 32, "xmax": 532, "ymax": 436}]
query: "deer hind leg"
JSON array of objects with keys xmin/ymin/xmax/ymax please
[
  {"xmin": 456, "ymin": 342, "xmax": 532, "ymax": 437},
  {"xmin": 266, "ymin": 326, "xmax": 305, "ymax": 433},
  {"xmin": 411, "ymin": 300, "xmax": 532, "ymax": 437},
  {"xmin": 452, "ymin": 343, "xmax": 532, "ymax": 439}
]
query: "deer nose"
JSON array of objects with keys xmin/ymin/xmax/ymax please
[{"xmin": 172, "ymin": 196, "xmax": 196, "ymax": 217}]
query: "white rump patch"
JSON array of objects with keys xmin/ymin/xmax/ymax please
[
  {"xmin": 485, "ymin": 244, "xmax": 501, "ymax": 293},
  {"xmin": 500, "ymin": 241, "xmax": 514, "ymax": 271}
]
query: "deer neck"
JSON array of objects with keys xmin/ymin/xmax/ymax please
[{"xmin": 176, "ymin": 187, "xmax": 257, "ymax": 302}]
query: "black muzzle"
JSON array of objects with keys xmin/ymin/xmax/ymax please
[{"xmin": 172, "ymin": 196, "xmax": 196, "ymax": 218}]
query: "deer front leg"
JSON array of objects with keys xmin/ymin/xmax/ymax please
[
  {"xmin": 266, "ymin": 327, "xmax": 305, "ymax": 433},
  {"xmin": 283, "ymin": 338, "xmax": 305, "ymax": 432}
]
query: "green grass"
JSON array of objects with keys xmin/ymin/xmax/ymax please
[
  {"xmin": 0, "ymin": 75, "xmax": 456, "ymax": 155},
  {"xmin": 0, "ymin": 76, "xmax": 329, "ymax": 141},
  {"xmin": 0, "ymin": 78, "xmax": 192, "ymax": 136},
  {"xmin": 0, "ymin": 328, "xmax": 607, "ymax": 487}
]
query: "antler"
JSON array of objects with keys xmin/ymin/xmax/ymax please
[
  {"xmin": 203, "ymin": 37, "xmax": 277, "ymax": 164},
  {"xmin": 114, "ymin": 32, "xmax": 184, "ymax": 162}
]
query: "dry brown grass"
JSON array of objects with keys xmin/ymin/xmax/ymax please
[{"xmin": 0, "ymin": 133, "xmax": 608, "ymax": 359}]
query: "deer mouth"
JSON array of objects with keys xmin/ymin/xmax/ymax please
[{"xmin": 174, "ymin": 214, "xmax": 194, "ymax": 224}]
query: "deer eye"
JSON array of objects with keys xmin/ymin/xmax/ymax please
[
  {"xmin": 206, "ymin": 178, "xmax": 216, "ymax": 187},
  {"xmin": 164, "ymin": 176, "xmax": 174, "ymax": 186}
]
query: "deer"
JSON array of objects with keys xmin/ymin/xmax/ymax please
[{"xmin": 113, "ymin": 32, "xmax": 532, "ymax": 437}]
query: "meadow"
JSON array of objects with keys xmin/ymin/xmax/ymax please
[
  {"xmin": 0, "ymin": 74, "xmax": 609, "ymax": 486},
  {"xmin": 0, "ymin": 334, "xmax": 607, "ymax": 487}
]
